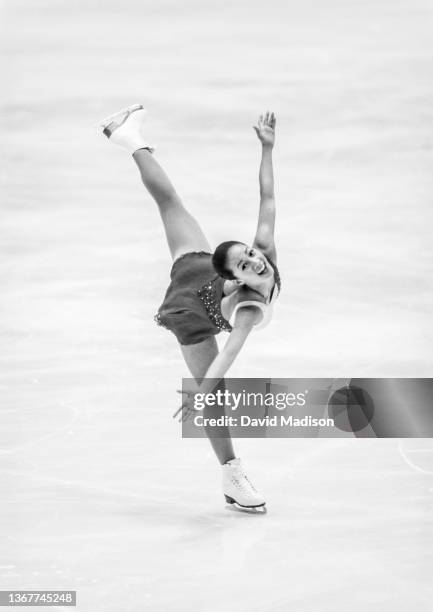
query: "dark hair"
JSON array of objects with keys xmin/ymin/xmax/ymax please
[{"xmin": 211, "ymin": 241, "xmax": 244, "ymax": 279}]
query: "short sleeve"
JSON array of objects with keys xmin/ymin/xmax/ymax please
[
  {"xmin": 228, "ymin": 284, "xmax": 279, "ymax": 330},
  {"xmin": 229, "ymin": 300, "xmax": 269, "ymax": 328}
]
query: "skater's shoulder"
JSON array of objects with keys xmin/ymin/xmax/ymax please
[
  {"xmin": 237, "ymin": 280, "xmax": 279, "ymax": 305},
  {"xmin": 237, "ymin": 285, "xmax": 267, "ymax": 303},
  {"xmin": 228, "ymin": 282, "xmax": 278, "ymax": 331}
]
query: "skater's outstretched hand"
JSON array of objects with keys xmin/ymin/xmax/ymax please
[
  {"xmin": 173, "ymin": 389, "xmax": 200, "ymax": 422},
  {"xmin": 253, "ymin": 111, "xmax": 276, "ymax": 147}
]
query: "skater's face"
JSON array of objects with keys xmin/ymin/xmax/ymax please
[{"xmin": 226, "ymin": 244, "xmax": 273, "ymax": 284}]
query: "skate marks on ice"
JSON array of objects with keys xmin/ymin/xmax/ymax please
[
  {"xmin": 2, "ymin": 430, "xmax": 432, "ymax": 611},
  {"xmin": 398, "ymin": 439, "xmax": 433, "ymax": 489},
  {"xmin": 2, "ymin": 0, "xmax": 433, "ymax": 608}
]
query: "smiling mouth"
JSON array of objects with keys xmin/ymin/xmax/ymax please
[{"xmin": 256, "ymin": 261, "xmax": 267, "ymax": 275}]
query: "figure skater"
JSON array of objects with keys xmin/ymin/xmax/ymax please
[{"xmin": 100, "ymin": 105, "xmax": 280, "ymax": 510}]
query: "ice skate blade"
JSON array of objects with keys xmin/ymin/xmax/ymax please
[
  {"xmin": 224, "ymin": 494, "xmax": 267, "ymax": 514},
  {"xmin": 226, "ymin": 503, "xmax": 267, "ymax": 515}
]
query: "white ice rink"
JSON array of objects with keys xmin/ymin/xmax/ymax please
[{"xmin": 1, "ymin": 1, "xmax": 433, "ymax": 610}]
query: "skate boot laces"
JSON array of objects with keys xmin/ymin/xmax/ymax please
[{"xmin": 230, "ymin": 469, "xmax": 258, "ymax": 495}]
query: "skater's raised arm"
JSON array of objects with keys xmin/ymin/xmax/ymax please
[{"xmin": 253, "ymin": 112, "xmax": 277, "ymax": 262}]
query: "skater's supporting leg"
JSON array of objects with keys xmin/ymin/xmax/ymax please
[
  {"xmin": 133, "ymin": 149, "xmax": 211, "ymax": 261},
  {"xmin": 180, "ymin": 336, "xmax": 235, "ymax": 465}
]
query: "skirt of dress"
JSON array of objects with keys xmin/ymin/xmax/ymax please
[{"xmin": 154, "ymin": 251, "xmax": 233, "ymax": 346}]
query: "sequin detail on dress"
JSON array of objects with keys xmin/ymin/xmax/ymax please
[
  {"xmin": 197, "ymin": 278, "xmax": 233, "ymax": 332},
  {"xmin": 154, "ymin": 312, "xmax": 164, "ymax": 327}
]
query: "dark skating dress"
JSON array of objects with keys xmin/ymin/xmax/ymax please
[{"xmin": 154, "ymin": 251, "xmax": 281, "ymax": 346}]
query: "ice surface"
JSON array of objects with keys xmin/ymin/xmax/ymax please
[{"xmin": 1, "ymin": 0, "xmax": 433, "ymax": 610}]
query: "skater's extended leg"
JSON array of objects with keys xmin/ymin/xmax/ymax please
[
  {"xmin": 100, "ymin": 105, "xmax": 211, "ymax": 261},
  {"xmin": 133, "ymin": 149, "xmax": 211, "ymax": 261},
  {"xmin": 180, "ymin": 336, "xmax": 235, "ymax": 465}
]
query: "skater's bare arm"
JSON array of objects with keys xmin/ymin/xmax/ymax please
[
  {"xmin": 253, "ymin": 112, "xmax": 276, "ymax": 261},
  {"xmin": 174, "ymin": 308, "xmax": 259, "ymax": 419},
  {"xmin": 197, "ymin": 306, "xmax": 259, "ymax": 393}
]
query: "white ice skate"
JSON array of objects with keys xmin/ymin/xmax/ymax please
[
  {"xmin": 222, "ymin": 458, "xmax": 266, "ymax": 512},
  {"xmin": 99, "ymin": 103, "xmax": 154, "ymax": 154}
]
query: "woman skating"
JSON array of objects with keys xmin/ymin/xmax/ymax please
[{"xmin": 100, "ymin": 105, "xmax": 280, "ymax": 509}]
